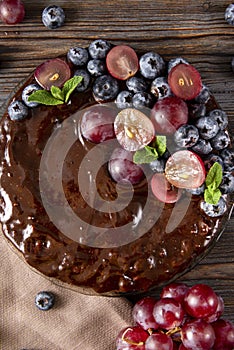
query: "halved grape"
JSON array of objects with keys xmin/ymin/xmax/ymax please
[
  {"xmin": 132, "ymin": 297, "xmax": 159, "ymax": 331},
  {"xmin": 168, "ymin": 63, "xmax": 202, "ymax": 100},
  {"xmin": 165, "ymin": 150, "xmax": 206, "ymax": 189},
  {"xmin": 150, "ymin": 96, "xmax": 188, "ymax": 135},
  {"xmin": 34, "ymin": 58, "xmax": 71, "ymax": 90},
  {"xmin": 151, "ymin": 173, "xmax": 182, "ymax": 203},
  {"xmin": 114, "ymin": 108, "xmax": 155, "ymax": 151},
  {"xmin": 106, "ymin": 45, "xmax": 139, "ymax": 80},
  {"xmin": 116, "ymin": 326, "xmax": 149, "ymax": 350},
  {"xmin": 80, "ymin": 105, "xmax": 117, "ymax": 143},
  {"xmin": 0, "ymin": 0, "xmax": 25, "ymax": 24}
]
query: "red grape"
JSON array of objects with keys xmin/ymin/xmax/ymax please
[
  {"xmin": 132, "ymin": 297, "xmax": 159, "ymax": 331},
  {"xmin": 168, "ymin": 63, "xmax": 202, "ymax": 100},
  {"xmin": 150, "ymin": 96, "xmax": 188, "ymax": 135},
  {"xmin": 116, "ymin": 326, "xmax": 149, "ymax": 350},
  {"xmin": 0, "ymin": 0, "xmax": 25, "ymax": 25},
  {"xmin": 145, "ymin": 333, "xmax": 173, "ymax": 350},
  {"xmin": 153, "ymin": 297, "xmax": 185, "ymax": 330},
  {"xmin": 204, "ymin": 295, "xmax": 224, "ymax": 323},
  {"xmin": 114, "ymin": 108, "xmax": 155, "ymax": 151},
  {"xmin": 106, "ymin": 45, "xmax": 139, "ymax": 80},
  {"xmin": 183, "ymin": 284, "xmax": 219, "ymax": 319},
  {"xmin": 160, "ymin": 283, "xmax": 189, "ymax": 304},
  {"xmin": 165, "ymin": 150, "xmax": 206, "ymax": 189},
  {"xmin": 34, "ymin": 58, "xmax": 71, "ymax": 90},
  {"xmin": 151, "ymin": 173, "xmax": 182, "ymax": 203},
  {"xmin": 80, "ymin": 105, "xmax": 117, "ymax": 143},
  {"xmin": 181, "ymin": 319, "xmax": 215, "ymax": 350},
  {"xmin": 212, "ymin": 319, "xmax": 234, "ymax": 350}
]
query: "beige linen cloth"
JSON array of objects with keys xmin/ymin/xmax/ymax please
[{"xmin": 0, "ymin": 232, "xmax": 133, "ymax": 350}]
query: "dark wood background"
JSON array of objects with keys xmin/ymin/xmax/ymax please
[{"xmin": 0, "ymin": 0, "xmax": 233, "ymax": 321}]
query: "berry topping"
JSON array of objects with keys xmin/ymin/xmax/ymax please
[
  {"xmin": 168, "ymin": 63, "xmax": 202, "ymax": 100},
  {"xmin": 116, "ymin": 90, "xmax": 133, "ymax": 109},
  {"xmin": 74, "ymin": 69, "xmax": 91, "ymax": 92},
  {"xmin": 150, "ymin": 96, "xmax": 188, "ymax": 135},
  {"xmin": 87, "ymin": 59, "xmax": 106, "ymax": 76},
  {"xmin": 67, "ymin": 46, "xmax": 89, "ymax": 66},
  {"xmin": 225, "ymin": 3, "xmax": 234, "ymax": 26},
  {"xmin": 0, "ymin": 0, "xmax": 25, "ymax": 25},
  {"xmin": 139, "ymin": 52, "xmax": 165, "ymax": 79},
  {"xmin": 210, "ymin": 130, "xmax": 231, "ymax": 151},
  {"xmin": 80, "ymin": 105, "xmax": 117, "ymax": 143},
  {"xmin": 22, "ymin": 83, "xmax": 42, "ymax": 108},
  {"xmin": 174, "ymin": 124, "xmax": 199, "ymax": 148},
  {"xmin": 34, "ymin": 58, "xmax": 71, "ymax": 90},
  {"xmin": 150, "ymin": 77, "xmax": 171, "ymax": 100},
  {"xmin": 200, "ymin": 197, "xmax": 227, "ymax": 217},
  {"xmin": 106, "ymin": 45, "xmax": 139, "ymax": 80},
  {"xmin": 88, "ymin": 39, "xmax": 111, "ymax": 59},
  {"xmin": 165, "ymin": 150, "xmax": 206, "ymax": 189},
  {"xmin": 126, "ymin": 76, "xmax": 148, "ymax": 94},
  {"xmin": 114, "ymin": 108, "xmax": 155, "ymax": 151},
  {"xmin": 208, "ymin": 109, "xmax": 228, "ymax": 131},
  {"xmin": 8, "ymin": 100, "xmax": 28, "ymax": 121},
  {"xmin": 132, "ymin": 92, "xmax": 155, "ymax": 109},
  {"xmin": 35, "ymin": 291, "xmax": 55, "ymax": 311},
  {"xmin": 92, "ymin": 75, "xmax": 119, "ymax": 101},
  {"xmin": 220, "ymin": 148, "xmax": 234, "ymax": 172},
  {"xmin": 42, "ymin": 5, "xmax": 65, "ymax": 29},
  {"xmin": 151, "ymin": 173, "xmax": 182, "ymax": 203},
  {"xmin": 195, "ymin": 116, "xmax": 219, "ymax": 140}
]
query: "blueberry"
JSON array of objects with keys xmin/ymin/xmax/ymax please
[
  {"xmin": 150, "ymin": 77, "xmax": 171, "ymax": 99},
  {"xmin": 187, "ymin": 183, "xmax": 205, "ymax": 195},
  {"xmin": 126, "ymin": 76, "xmax": 148, "ymax": 94},
  {"xmin": 210, "ymin": 131, "xmax": 230, "ymax": 151},
  {"xmin": 208, "ymin": 109, "xmax": 228, "ymax": 131},
  {"xmin": 167, "ymin": 57, "xmax": 189, "ymax": 73},
  {"xmin": 115, "ymin": 90, "xmax": 133, "ymax": 109},
  {"xmin": 132, "ymin": 92, "xmax": 154, "ymax": 109},
  {"xmin": 191, "ymin": 139, "xmax": 213, "ymax": 155},
  {"xmin": 200, "ymin": 197, "xmax": 227, "ymax": 217},
  {"xmin": 67, "ymin": 47, "xmax": 89, "ymax": 66},
  {"xmin": 220, "ymin": 148, "xmax": 234, "ymax": 172},
  {"xmin": 204, "ymin": 154, "xmax": 224, "ymax": 171},
  {"xmin": 88, "ymin": 39, "xmax": 111, "ymax": 59},
  {"xmin": 8, "ymin": 100, "xmax": 28, "ymax": 121},
  {"xmin": 174, "ymin": 124, "xmax": 199, "ymax": 148},
  {"xmin": 220, "ymin": 173, "xmax": 234, "ymax": 194},
  {"xmin": 87, "ymin": 59, "xmax": 106, "ymax": 76},
  {"xmin": 42, "ymin": 5, "xmax": 65, "ymax": 29},
  {"xmin": 93, "ymin": 75, "xmax": 119, "ymax": 101},
  {"xmin": 22, "ymin": 84, "xmax": 42, "ymax": 108},
  {"xmin": 225, "ymin": 3, "xmax": 234, "ymax": 26},
  {"xmin": 74, "ymin": 69, "xmax": 91, "ymax": 92},
  {"xmin": 149, "ymin": 158, "xmax": 166, "ymax": 173},
  {"xmin": 139, "ymin": 52, "xmax": 165, "ymax": 79},
  {"xmin": 194, "ymin": 84, "xmax": 211, "ymax": 104},
  {"xmin": 35, "ymin": 291, "xmax": 55, "ymax": 311},
  {"xmin": 188, "ymin": 102, "xmax": 206, "ymax": 120},
  {"xmin": 195, "ymin": 116, "xmax": 219, "ymax": 140}
]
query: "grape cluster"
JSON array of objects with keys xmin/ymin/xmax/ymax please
[{"xmin": 116, "ymin": 283, "xmax": 234, "ymax": 350}]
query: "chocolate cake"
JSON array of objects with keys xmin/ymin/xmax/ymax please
[{"xmin": 0, "ymin": 40, "xmax": 233, "ymax": 295}]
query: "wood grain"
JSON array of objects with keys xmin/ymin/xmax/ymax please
[{"xmin": 0, "ymin": 0, "xmax": 233, "ymax": 324}]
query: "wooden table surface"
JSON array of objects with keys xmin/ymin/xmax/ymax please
[{"xmin": 0, "ymin": 0, "xmax": 233, "ymax": 322}]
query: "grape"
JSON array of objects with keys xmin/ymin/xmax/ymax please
[
  {"xmin": 160, "ymin": 283, "xmax": 189, "ymax": 304},
  {"xmin": 151, "ymin": 173, "xmax": 182, "ymax": 203},
  {"xmin": 153, "ymin": 297, "xmax": 185, "ymax": 330},
  {"xmin": 114, "ymin": 108, "xmax": 155, "ymax": 151},
  {"xmin": 80, "ymin": 105, "xmax": 117, "ymax": 143},
  {"xmin": 181, "ymin": 319, "xmax": 215, "ymax": 350},
  {"xmin": 204, "ymin": 295, "xmax": 224, "ymax": 323},
  {"xmin": 108, "ymin": 147, "xmax": 144, "ymax": 185},
  {"xmin": 106, "ymin": 45, "xmax": 139, "ymax": 80},
  {"xmin": 116, "ymin": 326, "xmax": 149, "ymax": 350},
  {"xmin": 150, "ymin": 96, "xmax": 188, "ymax": 135},
  {"xmin": 0, "ymin": 0, "xmax": 25, "ymax": 24},
  {"xmin": 168, "ymin": 63, "xmax": 202, "ymax": 100},
  {"xmin": 165, "ymin": 150, "xmax": 206, "ymax": 189},
  {"xmin": 34, "ymin": 58, "xmax": 71, "ymax": 90},
  {"xmin": 183, "ymin": 283, "xmax": 219, "ymax": 319},
  {"xmin": 132, "ymin": 297, "xmax": 159, "ymax": 331},
  {"xmin": 145, "ymin": 333, "xmax": 173, "ymax": 350},
  {"xmin": 212, "ymin": 319, "xmax": 234, "ymax": 350}
]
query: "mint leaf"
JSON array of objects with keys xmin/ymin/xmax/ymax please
[
  {"xmin": 62, "ymin": 76, "xmax": 83, "ymax": 103},
  {"xmin": 133, "ymin": 145, "xmax": 159, "ymax": 164},
  {"xmin": 51, "ymin": 86, "xmax": 64, "ymax": 101},
  {"xmin": 205, "ymin": 162, "xmax": 223, "ymax": 189},
  {"xmin": 28, "ymin": 90, "xmax": 64, "ymax": 105},
  {"xmin": 154, "ymin": 135, "xmax": 167, "ymax": 157},
  {"xmin": 204, "ymin": 187, "xmax": 222, "ymax": 205}
]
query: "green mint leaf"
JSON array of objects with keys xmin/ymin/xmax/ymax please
[
  {"xmin": 133, "ymin": 145, "xmax": 158, "ymax": 164},
  {"xmin": 51, "ymin": 86, "xmax": 64, "ymax": 101},
  {"xmin": 62, "ymin": 76, "xmax": 83, "ymax": 103},
  {"xmin": 205, "ymin": 162, "xmax": 223, "ymax": 189},
  {"xmin": 154, "ymin": 135, "xmax": 167, "ymax": 157},
  {"xmin": 27, "ymin": 90, "xmax": 64, "ymax": 105},
  {"xmin": 204, "ymin": 187, "xmax": 222, "ymax": 205}
]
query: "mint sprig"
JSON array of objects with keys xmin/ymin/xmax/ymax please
[
  {"xmin": 133, "ymin": 136, "xmax": 166, "ymax": 164},
  {"xmin": 28, "ymin": 76, "xmax": 83, "ymax": 106},
  {"xmin": 204, "ymin": 162, "xmax": 223, "ymax": 205}
]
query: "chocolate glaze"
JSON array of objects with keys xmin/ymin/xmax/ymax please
[{"xmin": 0, "ymin": 60, "xmax": 232, "ymax": 296}]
